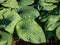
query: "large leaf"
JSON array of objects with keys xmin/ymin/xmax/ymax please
[
  {"xmin": 56, "ymin": 25, "xmax": 60, "ymax": 39},
  {"xmin": 18, "ymin": 0, "xmax": 34, "ymax": 6},
  {"xmin": 19, "ymin": 6, "xmax": 39, "ymax": 19},
  {"xmin": 0, "ymin": 30, "xmax": 12, "ymax": 45},
  {"xmin": 3, "ymin": 10, "xmax": 21, "ymax": 33},
  {"xmin": 16, "ymin": 19, "xmax": 46, "ymax": 44},
  {"xmin": 2, "ymin": 0, "xmax": 19, "ymax": 8}
]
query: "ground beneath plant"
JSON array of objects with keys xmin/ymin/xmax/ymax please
[{"xmin": 12, "ymin": 36, "xmax": 60, "ymax": 45}]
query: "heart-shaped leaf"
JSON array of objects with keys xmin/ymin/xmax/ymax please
[{"xmin": 16, "ymin": 19, "xmax": 46, "ymax": 44}]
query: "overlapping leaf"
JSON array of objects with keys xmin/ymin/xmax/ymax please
[
  {"xmin": 0, "ymin": 8, "xmax": 11, "ymax": 28},
  {"xmin": 2, "ymin": 10, "xmax": 21, "ymax": 33},
  {"xmin": 38, "ymin": 2, "xmax": 57, "ymax": 11},
  {"xmin": 19, "ymin": 6, "xmax": 39, "ymax": 19},
  {"xmin": 0, "ymin": 0, "xmax": 60, "ymax": 44},
  {"xmin": 45, "ymin": 15, "xmax": 60, "ymax": 31},
  {"xmin": 46, "ymin": 22, "xmax": 60, "ymax": 31},
  {"xmin": 16, "ymin": 19, "xmax": 46, "ymax": 44}
]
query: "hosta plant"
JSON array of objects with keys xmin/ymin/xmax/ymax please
[{"xmin": 0, "ymin": 0, "xmax": 60, "ymax": 45}]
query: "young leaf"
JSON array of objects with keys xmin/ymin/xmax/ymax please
[{"xmin": 16, "ymin": 19, "xmax": 46, "ymax": 44}]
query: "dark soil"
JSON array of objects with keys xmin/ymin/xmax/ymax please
[{"xmin": 12, "ymin": 36, "xmax": 60, "ymax": 45}]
